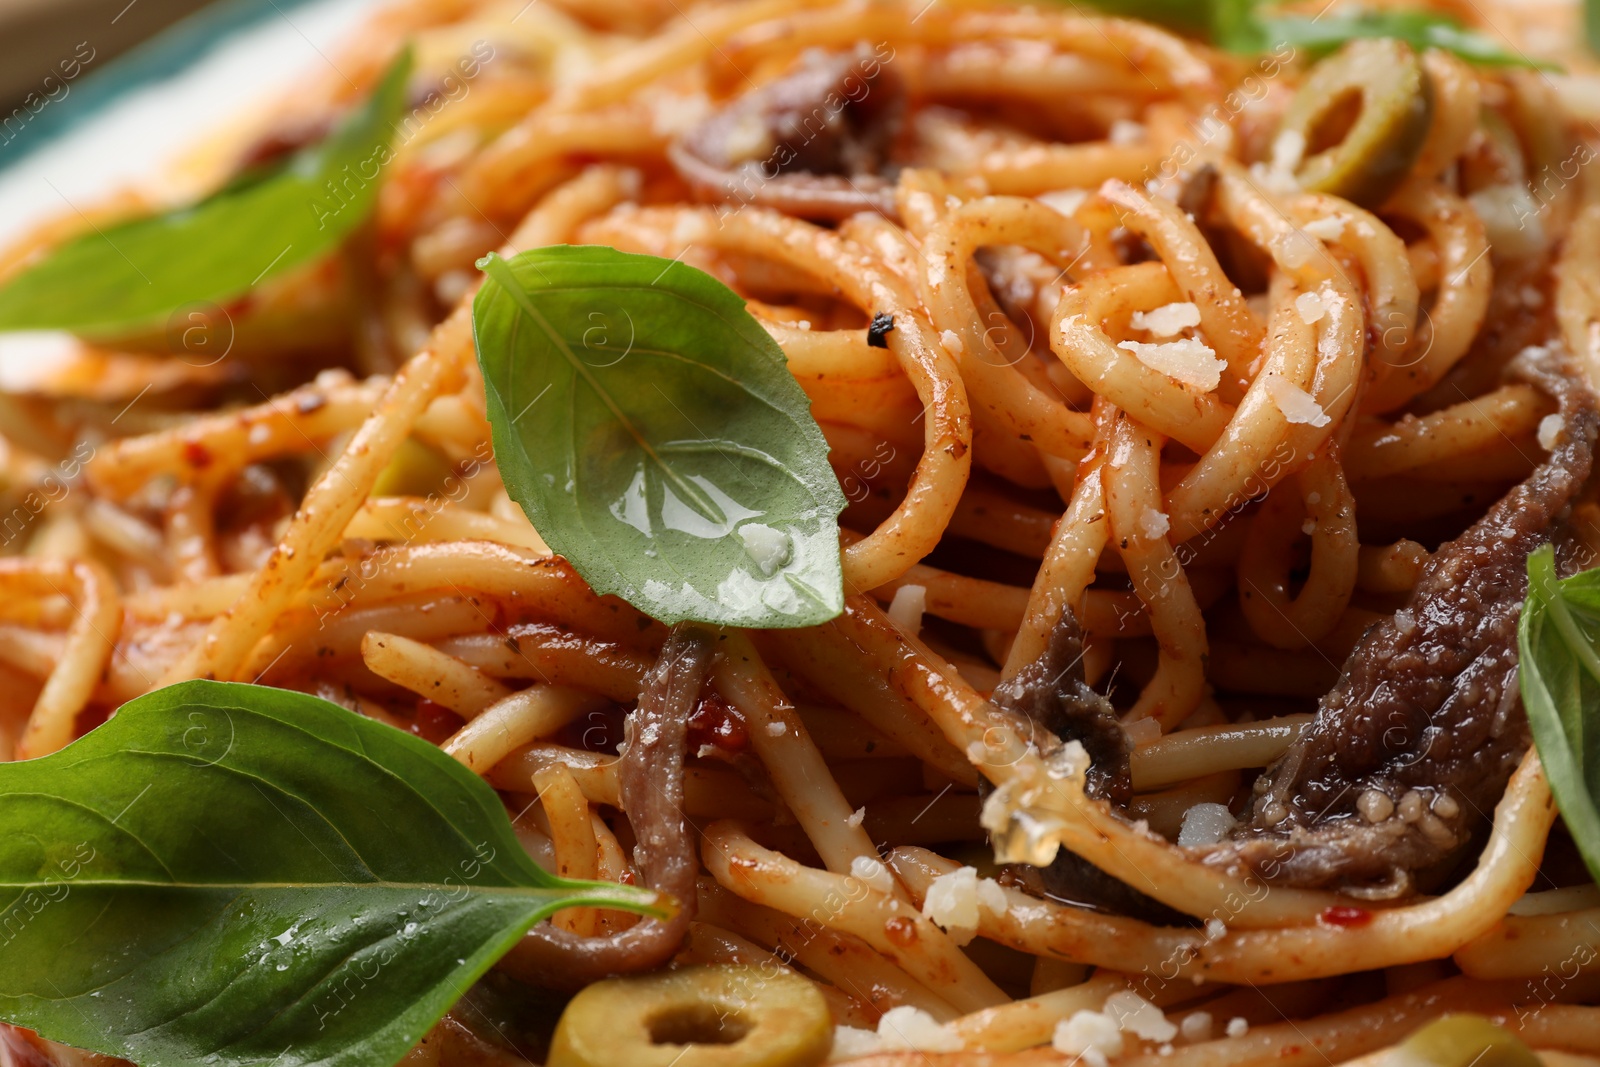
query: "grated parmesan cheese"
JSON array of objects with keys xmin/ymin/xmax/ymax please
[
  {"xmin": 850, "ymin": 855, "xmax": 895, "ymax": 895},
  {"xmin": 940, "ymin": 328, "xmax": 965, "ymax": 355},
  {"xmin": 1539, "ymin": 413, "xmax": 1565, "ymax": 450},
  {"xmin": 1138, "ymin": 507, "xmax": 1170, "ymax": 541},
  {"xmin": 921, "ymin": 866, "xmax": 1008, "ymax": 946},
  {"xmin": 765, "ymin": 721, "xmax": 787, "ymax": 737},
  {"xmin": 1130, "ymin": 301, "xmax": 1202, "ymax": 338},
  {"xmin": 1118, "ymin": 339, "xmax": 1225, "ymax": 392},
  {"xmin": 1264, "ymin": 375, "xmax": 1331, "ymax": 427},
  {"xmin": 877, "ymin": 1006, "xmax": 964, "ymax": 1052},
  {"xmin": 1226, "ymin": 1017, "xmax": 1250, "ymax": 1038},
  {"xmin": 1206, "ymin": 918, "xmax": 1227, "ymax": 941},
  {"xmin": 1109, "ymin": 119, "xmax": 1147, "ymax": 146},
  {"xmin": 1294, "ymin": 291, "xmax": 1326, "ymax": 325},
  {"xmin": 1054, "ymin": 1011, "xmax": 1125, "ymax": 1067},
  {"xmin": 887, "ymin": 584, "xmax": 927, "ymax": 634},
  {"xmin": 830, "ymin": 1026, "xmax": 882, "ymax": 1061},
  {"xmin": 1177, "ymin": 802, "xmax": 1237, "ymax": 847},
  {"xmin": 722, "ymin": 111, "xmax": 775, "ymax": 163},
  {"xmin": 1104, "ymin": 991, "xmax": 1178, "ymax": 1043},
  {"xmin": 1039, "ymin": 188, "xmax": 1091, "ymax": 217},
  {"xmin": 1269, "ymin": 129, "xmax": 1306, "ymax": 175},
  {"xmin": 1180, "ymin": 1011, "xmax": 1213, "ymax": 1043},
  {"xmin": 847, "ymin": 806, "xmax": 867, "ymax": 828},
  {"xmin": 1300, "ymin": 215, "xmax": 1346, "ymax": 241}
]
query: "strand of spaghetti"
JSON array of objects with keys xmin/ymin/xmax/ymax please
[
  {"xmin": 706, "ymin": 207, "xmax": 974, "ymax": 592},
  {"xmin": 1051, "ymin": 262, "xmax": 1234, "ymax": 453},
  {"xmin": 701, "ymin": 820, "xmax": 1010, "ymax": 1013},
  {"xmin": 1454, "ymin": 906, "xmax": 1600, "ymax": 979},
  {"xmin": 761, "ymin": 626, "xmax": 978, "ymax": 787},
  {"xmin": 285, "ymin": 543, "xmax": 663, "ymax": 648},
  {"xmin": 1345, "ymin": 383, "xmax": 1548, "ymax": 481},
  {"xmin": 711, "ymin": 630, "xmax": 881, "ymax": 876},
  {"xmin": 166, "ymin": 484, "xmax": 219, "ymax": 582},
  {"xmin": 941, "ymin": 750, "xmax": 1553, "ymax": 981},
  {"xmin": 1160, "ymin": 276, "xmax": 1342, "ymax": 545},
  {"xmin": 1091, "ymin": 180, "xmax": 1265, "ymax": 395},
  {"xmin": 10, "ymin": 559, "xmax": 121, "ymax": 760},
  {"xmin": 714, "ymin": 1, "xmax": 1218, "ymax": 101},
  {"xmin": 697, "ymin": 881, "xmax": 961, "ymax": 1021},
  {"xmin": 161, "ymin": 341, "xmax": 462, "ymax": 683},
  {"xmin": 919, "ymin": 196, "xmax": 1105, "ymax": 458},
  {"xmin": 1127, "ymin": 715, "xmax": 1312, "ymax": 790},
  {"xmin": 489, "ymin": 744, "xmax": 777, "ymax": 823},
  {"xmin": 506, "ymin": 163, "xmax": 644, "ymax": 250},
  {"xmin": 445, "ymin": 686, "xmax": 608, "ymax": 775},
  {"xmin": 1283, "ymin": 192, "xmax": 1418, "ymax": 372},
  {"xmin": 532, "ymin": 763, "xmax": 600, "ymax": 935},
  {"xmin": 86, "ymin": 375, "xmax": 388, "ymax": 497},
  {"xmin": 1557, "ymin": 203, "xmax": 1600, "ymax": 385},
  {"xmin": 460, "ymin": 0, "xmax": 832, "ymax": 211},
  {"xmin": 436, "ymin": 625, "xmax": 652, "ymax": 702},
  {"xmin": 1364, "ymin": 183, "xmax": 1492, "ymax": 413},
  {"xmin": 1103, "ymin": 412, "xmax": 1207, "ymax": 727},
  {"xmin": 1406, "ymin": 50, "xmax": 1482, "ymax": 188},
  {"xmin": 1237, "ymin": 449, "xmax": 1358, "ymax": 647},
  {"xmin": 837, "ymin": 595, "xmax": 1340, "ymax": 925},
  {"xmin": 358, "ymin": 630, "xmax": 512, "ymax": 716},
  {"xmin": 344, "ymin": 497, "xmax": 550, "ymax": 553},
  {"xmin": 764, "ymin": 320, "xmax": 901, "ymax": 380},
  {"xmin": 1004, "ymin": 398, "xmax": 1114, "ymax": 675}
]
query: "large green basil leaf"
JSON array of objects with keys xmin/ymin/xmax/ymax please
[
  {"xmin": 0, "ymin": 680, "xmax": 665, "ymax": 1067},
  {"xmin": 1519, "ymin": 545, "xmax": 1600, "ymax": 883},
  {"xmin": 473, "ymin": 246, "xmax": 846, "ymax": 629},
  {"xmin": 0, "ymin": 49, "xmax": 413, "ymax": 336}
]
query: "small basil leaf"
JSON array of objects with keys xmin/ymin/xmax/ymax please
[
  {"xmin": 0, "ymin": 49, "xmax": 413, "ymax": 336},
  {"xmin": 1519, "ymin": 545, "xmax": 1600, "ymax": 884},
  {"xmin": 1255, "ymin": 8, "xmax": 1555, "ymax": 69},
  {"xmin": 473, "ymin": 246, "xmax": 846, "ymax": 629},
  {"xmin": 1589, "ymin": 0, "xmax": 1600, "ymax": 57},
  {"xmin": 0, "ymin": 680, "xmax": 666, "ymax": 1067}
]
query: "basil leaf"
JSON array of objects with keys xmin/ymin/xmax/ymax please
[
  {"xmin": 1589, "ymin": 0, "xmax": 1600, "ymax": 57},
  {"xmin": 473, "ymin": 246, "xmax": 846, "ymax": 629},
  {"xmin": 0, "ymin": 49, "xmax": 413, "ymax": 336},
  {"xmin": 1252, "ymin": 8, "xmax": 1555, "ymax": 69},
  {"xmin": 1079, "ymin": 0, "xmax": 1552, "ymax": 70},
  {"xmin": 1520, "ymin": 545, "xmax": 1600, "ymax": 884},
  {"xmin": 0, "ymin": 680, "xmax": 666, "ymax": 1067}
]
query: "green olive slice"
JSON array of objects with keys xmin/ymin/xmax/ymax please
[
  {"xmin": 1280, "ymin": 38, "xmax": 1434, "ymax": 209},
  {"xmin": 1395, "ymin": 1014, "xmax": 1541, "ymax": 1067},
  {"xmin": 546, "ymin": 964, "xmax": 832, "ymax": 1067}
]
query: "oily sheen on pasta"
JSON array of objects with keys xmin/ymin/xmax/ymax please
[{"xmin": 2, "ymin": 1, "xmax": 1600, "ymax": 1065}]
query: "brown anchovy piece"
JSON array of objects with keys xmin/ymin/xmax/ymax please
[
  {"xmin": 497, "ymin": 625, "xmax": 712, "ymax": 989},
  {"xmin": 1206, "ymin": 348, "xmax": 1599, "ymax": 896},
  {"xmin": 668, "ymin": 47, "xmax": 902, "ymax": 221},
  {"xmin": 992, "ymin": 611, "xmax": 1189, "ymax": 922}
]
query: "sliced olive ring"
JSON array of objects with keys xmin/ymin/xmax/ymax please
[
  {"xmin": 546, "ymin": 964, "xmax": 832, "ymax": 1067},
  {"xmin": 1280, "ymin": 38, "xmax": 1434, "ymax": 209},
  {"xmin": 1395, "ymin": 1014, "xmax": 1541, "ymax": 1067}
]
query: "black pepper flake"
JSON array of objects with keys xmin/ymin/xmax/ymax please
[{"xmin": 866, "ymin": 312, "xmax": 895, "ymax": 348}]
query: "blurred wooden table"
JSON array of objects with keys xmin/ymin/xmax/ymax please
[{"xmin": 0, "ymin": 0, "xmax": 219, "ymax": 116}]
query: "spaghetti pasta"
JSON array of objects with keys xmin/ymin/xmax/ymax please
[{"xmin": 1, "ymin": 0, "xmax": 1598, "ymax": 1064}]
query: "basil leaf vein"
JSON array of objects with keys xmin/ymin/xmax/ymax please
[
  {"xmin": 474, "ymin": 245, "xmax": 846, "ymax": 630},
  {"xmin": 0, "ymin": 680, "xmax": 666, "ymax": 1067},
  {"xmin": 0, "ymin": 49, "xmax": 414, "ymax": 336},
  {"xmin": 1519, "ymin": 544, "xmax": 1600, "ymax": 884}
]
